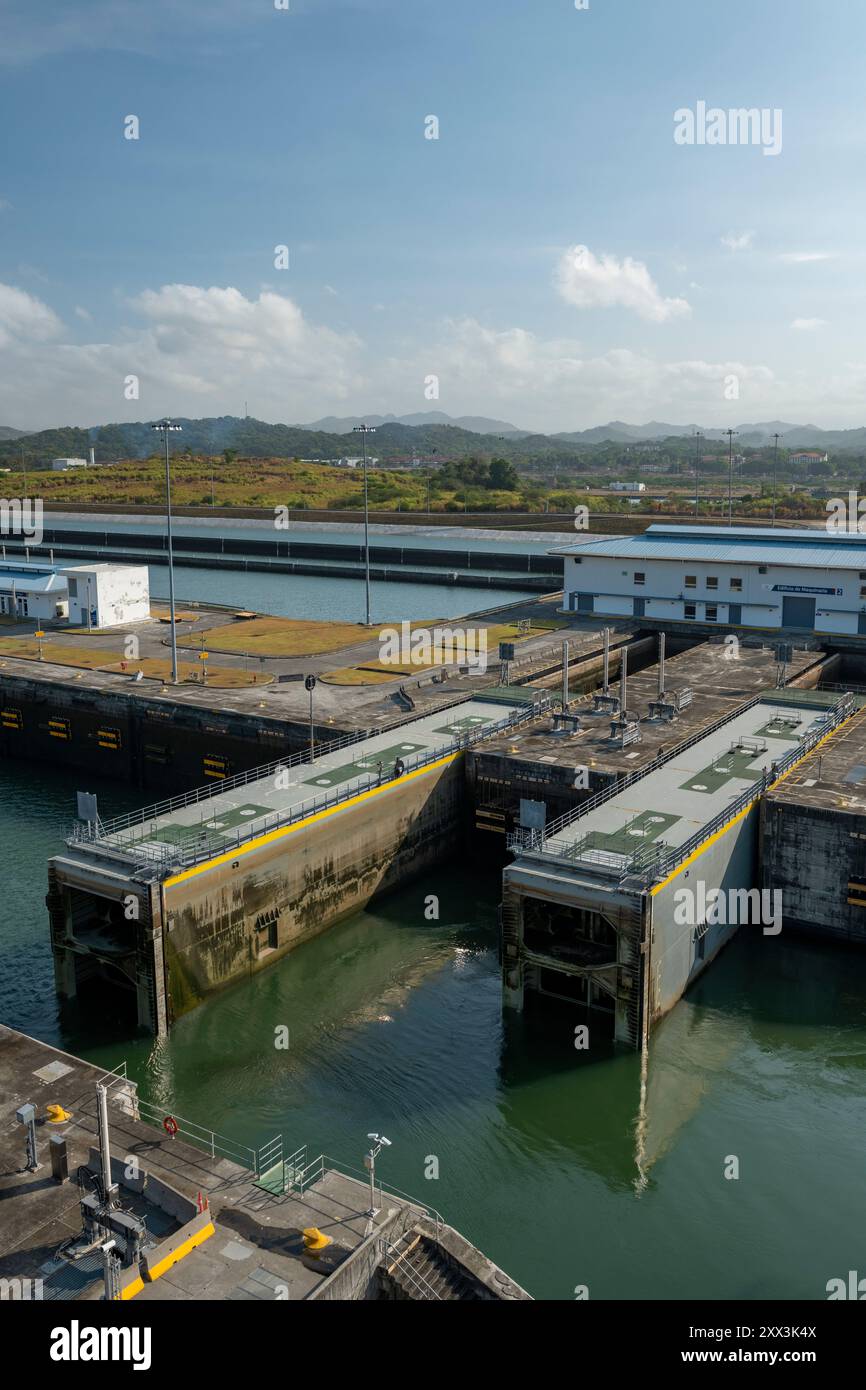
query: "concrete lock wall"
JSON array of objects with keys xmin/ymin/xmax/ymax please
[
  {"xmin": 648, "ymin": 800, "xmax": 762, "ymax": 1023},
  {"xmin": 760, "ymin": 798, "xmax": 866, "ymax": 945},
  {"xmin": 0, "ymin": 673, "xmax": 326, "ymax": 790},
  {"xmin": 159, "ymin": 757, "xmax": 465, "ymax": 1020}
]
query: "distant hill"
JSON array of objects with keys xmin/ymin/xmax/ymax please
[
  {"xmin": 0, "ymin": 416, "xmax": 550, "ymax": 468},
  {"xmin": 3, "ymin": 413, "xmax": 866, "ymax": 471},
  {"xmin": 302, "ymin": 410, "xmax": 527, "ymax": 436},
  {"xmin": 0, "ymin": 426, "xmax": 28, "ymax": 441}
]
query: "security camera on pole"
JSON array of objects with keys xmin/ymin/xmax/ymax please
[{"xmin": 364, "ymin": 1132, "xmax": 391, "ymax": 1215}]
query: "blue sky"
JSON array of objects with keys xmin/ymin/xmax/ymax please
[{"xmin": 1, "ymin": 0, "xmax": 863, "ymax": 432}]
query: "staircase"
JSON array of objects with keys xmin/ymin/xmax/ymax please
[{"xmin": 384, "ymin": 1234, "xmax": 492, "ymax": 1301}]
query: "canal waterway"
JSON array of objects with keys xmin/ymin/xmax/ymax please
[
  {"xmin": 30, "ymin": 515, "xmax": 554, "ymax": 620},
  {"xmin": 3, "ymin": 756, "xmax": 865, "ymax": 1300}
]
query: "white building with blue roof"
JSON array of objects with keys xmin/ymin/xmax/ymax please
[
  {"xmin": 0, "ymin": 559, "xmax": 149, "ymax": 627},
  {"xmin": 553, "ymin": 523, "xmax": 866, "ymax": 635}
]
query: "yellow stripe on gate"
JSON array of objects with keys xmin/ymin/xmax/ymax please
[{"xmin": 163, "ymin": 752, "xmax": 460, "ymax": 888}]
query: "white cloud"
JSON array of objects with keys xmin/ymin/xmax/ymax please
[
  {"xmin": 0, "ymin": 284, "xmax": 63, "ymax": 348},
  {"xmin": 390, "ymin": 317, "xmax": 773, "ymax": 431},
  {"xmin": 0, "ymin": 280, "xmax": 860, "ymax": 434},
  {"xmin": 779, "ymin": 251, "xmax": 834, "ymax": 264},
  {"xmin": 74, "ymin": 305, "xmax": 92, "ymax": 321},
  {"xmin": 791, "ymin": 317, "xmax": 827, "ymax": 330},
  {"xmin": 721, "ymin": 230, "xmax": 754, "ymax": 252},
  {"xmin": 0, "ymin": 281, "xmax": 363, "ymax": 424},
  {"xmin": 555, "ymin": 245, "xmax": 691, "ymax": 323}
]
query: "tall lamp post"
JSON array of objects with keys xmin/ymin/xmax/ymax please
[
  {"xmin": 725, "ymin": 428, "xmax": 738, "ymax": 526},
  {"xmin": 694, "ymin": 429, "xmax": 703, "ymax": 518},
  {"xmin": 352, "ymin": 424, "xmax": 375, "ymax": 626},
  {"xmin": 364, "ymin": 1132, "xmax": 391, "ymax": 1216},
  {"xmin": 151, "ymin": 419, "xmax": 182, "ymax": 683},
  {"xmin": 771, "ymin": 432, "xmax": 780, "ymax": 528}
]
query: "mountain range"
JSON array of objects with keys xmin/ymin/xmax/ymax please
[
  {"xmin": 1, "ymin": 413, "xmax": 865, "ymax": 466},
  {"xmin": 300, "ymin": 411, "xmax": 526, "ymax": 436}
]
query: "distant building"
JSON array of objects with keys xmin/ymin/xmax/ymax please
[
  {"xmin": 554, "ymin": 522, "xmax": 866, "ymax": 635},
  {"xmin": 790, "ymin": 451, "xmax": 829, "ymax": 466},
  {"xmin": 51, "ymin": 458, "xmax": 89, "ymax": 471},
  {"xmin": 609, "ymin": 481, "xmax": 646, "ymax": 492},
  {"xmin": 0, "ymin": 560, "xmax": 149, "ymax": 627}
]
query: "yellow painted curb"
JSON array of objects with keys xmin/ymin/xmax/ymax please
[
  {"xmin": 164, "ymin": 752, "xmax": 460, "ymax": 888},
  {"xmin": 145, "ymin": 1220, "xmax": 216, "ymax": 1283},
  {"xmin": 649, "ymin": 708, "xmax": 857, "ymax": 897},
  {"xmin": 119, "ymin": 1275, "xmax": 145, "ymax": 1301}
]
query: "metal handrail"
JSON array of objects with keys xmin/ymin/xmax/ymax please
[
  {"xmin": 292, "ymin": 1152, "xmax": 443, "ymax": 1231},
  {"xmin": 100, "ymin": 1069, "xmax": 261, "ymax": 1172},
  {"xmin": 523, "ymin": 692, "xmax": 854, "ymax": 884},
  {"xmin": 510, "ymin": 693, "xmax": 765, "ymax": 850},
  {"xmin": 72, "ymin": 692, "xmax": 546, "ymax": 845},
  {"xmin": 510, "ymin": 687, "xmax": 850, "ymax": 852},
  {"xmin": 133, "ymin": 1096, "xmax": 259, "ymax": 1171},
  {"xmin": 71, "ymin": 697, "xmax": 550, "ymax": 874},
  {"xmin": 381, "ymin": 1239, "xmax": 442, "ymax": 1300}
]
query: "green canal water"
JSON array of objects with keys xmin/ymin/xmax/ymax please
[{"xmin": 3, "ymin": 759, "xmax": 866, "ymax": 1301}]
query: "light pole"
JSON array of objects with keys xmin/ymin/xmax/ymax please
[
  {"xmin": 694, "ymin": 430, "xmax": 703, "ymax": 518},
  {"xmin": 305, "ymin": 673, "xmax": 316, "ymax": 763},
  {"xmin": 151, "ymin": 419, "xmax": 182, "ymax": 683},
  {"xmin": 364, "ymin": 1132, "xmax": 391, "ymax": 1216},
  {"xmin": 352, "ymin": 425, "xmax": 375, "ymax": 625},
  {"xmin": 771, "ymin": 432, "xmax": 780, "ymax": 528},
  {"xmin": 725, "ymin": 428, "xmax": 738, "ymax": 526}
]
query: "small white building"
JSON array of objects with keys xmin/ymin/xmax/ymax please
[
  {"xmin": 790, "ymin": 451, "xmax": 829, "ymax": 466},
  {"xmin": 555, "ymin": 523, "xmax": 866, "ymax": 635},
  {"xmin": 0, "ymin": 564, "xmax": 69, "ymax": 621},
  {"xmin": 62, "ymin": 564, "xmax": 150, "ymax": 628},
  {"xmin": 0, "ymin": 560, "xmax": 149, "ymax": 628},
  {"xmin": 608, "ymin": 481, "xmax": 646, "ymax": 493},
  {"xmin": 51, "ymin": 458, "xmax": 89, "ymax": 471}
]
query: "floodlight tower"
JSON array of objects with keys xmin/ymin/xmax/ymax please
[
  {"xmin": 151, "ymin": 419, "xmax": 183, "ymax": 682},
  {"xmin": 352, "ymin": 425, "xmax": 376, "ymax": 626}
]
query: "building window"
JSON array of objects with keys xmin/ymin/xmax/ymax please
[
  {"xmin": 634, "ymin": 571, "xmax": 645, "ymax": 586},
  {"xmin": 68, "ymin": 578, "xmax": 78, "ymax": 598},
  {"xmin": 685, "ymin": 575, "xmax": 696, "ymax": 588},
  {"xmin": 706, "ymin": 604, "xmax": 718, "ymax": 622},
  {"xmin": 706, "ymin": 576, "xmax": 718, "ymax": 590},
  {"xmin": 729, "ymin": 577, "xmax": 743, "ymax": 592},
  {"xmin": 684, "ymin": 603, "xmax": 697, "ymax": 620},
  {"xmin": 860, "ymin": 587, "xmax": 866, "ymax": 599}
]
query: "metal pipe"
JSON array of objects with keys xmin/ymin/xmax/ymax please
[
  {"xmin": 96, "ymin": 1082, "xmax": 114, "ymax": 1207},
  {"xmin": 658, "ymin": 631, "xmax": 666, "ymax": 699},
  {"xmin": 620, "ymin": 643, "xmax": 628, "ymax": 714},
  {"xmin": 561, "ymin": 639, "xmax": 569, "ymax": 711},
  {"xmin": 163, "ymin": 434, "xmax": 178, "ymax": 680},
  {"xmin": 602, "ymin": 628, "xmax": 610, "ymax": 693}
]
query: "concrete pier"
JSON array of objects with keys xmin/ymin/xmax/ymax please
[
  {"xmin": 501, "ymin": 690, "xmax": 855, "ymax": 1047},
  {"xmin": 1, "ymin": 601, "xmax": 626, "ymax": 791},
  {"xmin": 0, "ymin": 1026, "xmax": 529, "ymax": 1301},
  {"xmin": 761, "ymin": 700, "xmax": 866, "ymax": 944},
  {"xmin": 47, "ymin": 691, "xmax": 548, "ymax": 1033},
  {"xmin": 470, "ymin": 641, "xmax": 827, "ymax": 833}
]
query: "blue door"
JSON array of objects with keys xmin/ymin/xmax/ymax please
[{"xmin": 782, "ymin": 595, "xmax": 816, "ymax": 630}]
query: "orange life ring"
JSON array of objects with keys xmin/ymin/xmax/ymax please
[{"xmin": 163, "ymin": 1115, "xmax": 179, "ymax": 1136}]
